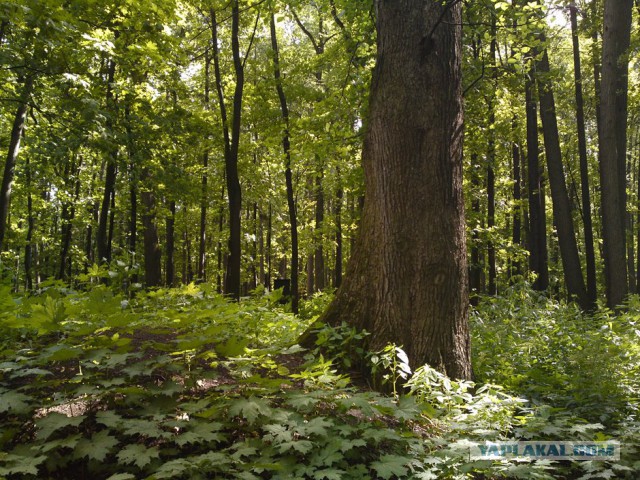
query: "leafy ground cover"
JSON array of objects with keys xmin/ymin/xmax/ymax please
[{"xmin": 0, "ymin": 282, "xmax": 639, "ymax": 479}]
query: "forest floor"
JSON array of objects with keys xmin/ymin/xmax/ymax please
[{"xmin": 0, "ymin": 282, "xmax": 639, "ymax": 479}]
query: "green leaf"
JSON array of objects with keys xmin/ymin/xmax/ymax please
[
  {"xmin": 174, "ymin": 421, "xmax": 225, "ymax": 446},
  {"xmin": 38, "ymin": 434, "xmax": 81, "ymax": 453},
  {"xmin": 36, "ymin": 413, "xmax": 85, "ymax": 440},
  {"xmin": 9, "ymin": 367, "xmax": 53, "ymax": 378},
  {"xmin": 120, "ymin": 418, "xmax": 169, "ymax": 439},
  {"xmin": 0, "ymin": 390, "xmax": 32, "ymax": 414},
  {"xmin": 229, "ymin": 397, "xmax": 272, "ymax": 424},
  {"xmin": 0, "ymin": 452, "xmax": 47, "ymax": 476},
  {"xmin": 151, "ymin": 458, "xmax": 193, "ymax": 479},
  {"xmin": 106, "ymin": 474, "xmax": 137, "ymax": 480},
  {"xmin": 312, "ymin": 468, "xmax": 347, "ymax": 480},
  {"xmin": 370, "ymin": 454, "xmax": 410, "ymax": 479},
  {"xmin": 215, "ymin": 336, "xmax": 249, "ymax": 357},
  {"xmin": 73, "ymin": 430, "xmax": 119, "ymax": 461},
  {"xmin": 192, "ymin": 451, "xmax": 231, "ymax": 467},
  {"xmin": 117, "ymin": 444, "xmax": 160, "ymax": 469}
]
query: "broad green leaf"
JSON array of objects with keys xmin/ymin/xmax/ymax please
[
  {"xmin": 370, "ymin": 454, "xmax": 410, "ymax": 479},
  {"xmin": 73, "ymin": 430, "xmax": 119, "ymax": 461},
  {"xmin": 0, "ymin": 452, "xmax": 47, "ymax": 476},
  {"xmin": 116, "ymin": 444, "xmax": 160, "ymax": 469},
  {"xmin": 229, "ymin": 397, "xmax": 271, "ymax": 424},
  {"xmin": 36, "ymin": 413, "xmax": 85, "ymax": 440},
  {"xmin": 0, "ymin": 390, "xmax": 32, "ymax": 414},
  {"xmin": 106, "ymin": 474, "xmax": 137, "ymax": 480},
  {"xmin": 215, "ymin": 336, "xmax": 250, "ymax": 357},
  {"xmin": 151, "ymin": 458, "xmax": 193, "ymax": 479},
  {"xmin": 312, "ymin": 468, "xmax": 347, "ymax": 480}
]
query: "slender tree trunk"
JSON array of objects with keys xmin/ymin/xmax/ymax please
[
  {"xmin": 270, "ymin": 13, "xmax": 299, "ymax": 313},
  {"xmin": 185, "ymin": 229, "xmax": 193, "ymax": 284},
  {"xmin": 470, "ymin": 155, "xmax": 482, "ymax": 305},
  {"xmin": 107, "ymin": 189, "xmax": 116, "ymax": 261},
  {"xmin": 97, "ymin": 59, "xmax": 117, "ymax": 265},
  {"xmin": 166, "ymin": 201, "xmax": 176, "ymax": 286},
  {"xmin": 24, "ymin": 156, "xmax": 34, "ymax": 290},
  {"xmin": 141, "ymin": 173, "xmax": 162, "ymax": 287},
  {"xmin": 198, "ymin": 55, "xmax": 211, "ymax": 281},
  {"xmin": 0, "ymin": 75, "xmax": 34, "ymax": 252},
  {"xmin": 334, "ymin": 169, "xmax": 343, "ymax": 289},
  {"xmin": 627, "ymin": 155, "xmax": 636, "ymax": 293},
  {"xmin": 125, "ymin": 104, "xmax": 138, "ymax": 282},
  {"xmin": 266, "ymin": 203, "xmax": 272, "ymax": 291},
  {"xmin": 307, "ymin": 0, "xmax": 471, "ymax": 379},
  {"xmin": 306, "ymin": 254, "xmax": 314, "ymax": 294},
  {"xmin": 525, "ymin": 67, "xmax": 549, "ymax": 291},
  {"xmin": 599, "ymin": 0, "xmax": 633, "ymax": 307},
  {"xmin": 217, "ymin": 184, "xmax": 225, "ymax": 293},
  {"xmin": 536, "ymin": 48, "xmax": 589, "ymax": 308},
  {"xmin": 511, "ymin": 117, "xmax": 522, "ymax": 279},
  {"xmin": 570, "ymin": 4, "xmax": 597, "ymax": 306},
  {"xmin": 211, "ymin": 5, "xmax": 245, "ymax": 301},
  {"xmin": 58, "ymin": 157, "xmax": 82, "ymax": 281},
  {"xmin": 487, "ymin": 20, "xmax": 497, "ymax": 296},
  {"xmin": 314, "ymin": 169, "xmax": 325, "ymax": 291},
  {"xmin": 85, "ymin": 171, "xmax": 99, "ymax": 270}
]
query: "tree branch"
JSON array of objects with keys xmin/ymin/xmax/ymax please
[{"xmin": 291, "ymin": 9, "xmax": 320, "ymax": 54}]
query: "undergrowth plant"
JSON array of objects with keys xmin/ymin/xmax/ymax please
[{"xmin": 0, "ymin": 282, "xmax": 639, "ymax": 479}]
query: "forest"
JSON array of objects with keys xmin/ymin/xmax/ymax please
[{"xmin": 1, "ymin": 0, "xmax": 640, "ymax": 478}]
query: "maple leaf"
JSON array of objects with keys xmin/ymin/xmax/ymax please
[
  {"xmin": 312, "ymin": 468, "xmax": 347, "ymax": 480},
  {"xmin": 229, "ymin": 396, "xmax": 271, "ymax": 424},
  {"xmin": 0, "ymin": 389, "xmax": 32, "ymax": 414},
  {"xmin": 36, "ymin": 413, "xmax": 85, "ymax": 441},
  {"xmin": 370, "ymin": 454, "xmax": 410, "ymax": 480},
  {"xmin": 0, "ymin": 452, "xmax": 47, "ymax": 476},
  {"xmin": 116, "ymin": 444, "xmax": 160, "ymax": 469},
  {"xmin": 73, "ymin": 430, "xmax": 119, "ymax": 462}
]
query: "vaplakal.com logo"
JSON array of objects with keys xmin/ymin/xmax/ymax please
[{"xmin": 469, "ymin": 441, "xmax": 620, "ymax": 461}]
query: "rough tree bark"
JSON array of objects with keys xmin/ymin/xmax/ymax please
[
  {"xmin": 306, "ymin": 0, "xmax": 471, "ymax": 379},
  {"xmin": 598, "ymin": 0, "xmax": 633, "ymax": 307}
]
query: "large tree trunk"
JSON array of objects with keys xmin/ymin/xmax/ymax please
[
  {"xmin": 270, "ymin": 13, "xmax": 299, "ymax": 313},
  {"xmin": 525, "ymin": 67, "xmax": 549, "ymax": 291},
  {"xmin": 308, "ymin": 0, "xmax": 471, "ymax": 380},
  {"xmin": 536, "ymin": 48, "xmax": 589, "ymax": 309},
  {"xmin": 598, "ymin": 0, "xmax": 633, "ymax": 308},
  {"xmin": 0, "ymin": 75, "xmax": 34, "ymax": 252},
  {"xmin": 570, "ymin": 4, "xmax": 597, "ymax": 307}
]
